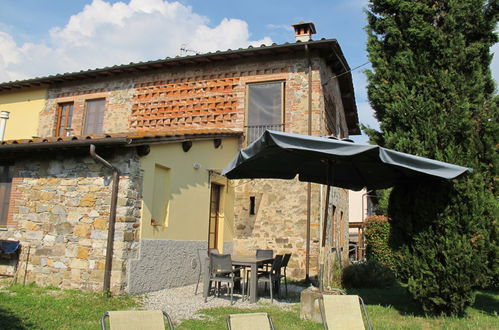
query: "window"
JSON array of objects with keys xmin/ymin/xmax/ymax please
[
  {"xmin": 83, "ymin": 98, "xmax": 105, "ymax": 135},
  {"xmin": 0, "ymin": 165, "xmax": 14, "ymax": 228},
  {"xmin": 246, "ymin": 81, "xmax": 284, "ymax": 143},
  {"xmin": 151, "ymin": 165, "xmax": 171, "ymax": 226},
  {"xmin": 56, "ymin": 102, "xmax": 74, "ymax": 136},
  {"xmin": 249, "ymin": 196, "xmax": 256, "ymax": 215}
]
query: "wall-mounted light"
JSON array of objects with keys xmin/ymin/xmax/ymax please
[
  {"xmin": 137, "ymin": 145, "xmax": 150, "ymax": 156},
  {"xmin": 213, "ymin": 138, "xmax": 222, "ymax": 148},
  {"xmin": 182, "ymin": 140, "xmax": 192, "ymax": 152},
  {"xmin": 193, "ymin": 163, "xmax": 202, "ymax": 169}
]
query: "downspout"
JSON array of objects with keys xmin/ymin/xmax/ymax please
[
  {"xmin": 0, "ymin": 111, "xmax": 10, "ymax": 141},
  {"xmin": 89, "ymin": 144, "xmax": 120, "ymax": 294},
  {"xmin": 305, "ymin": 44, "xmax": 312, "ymax": 281}
]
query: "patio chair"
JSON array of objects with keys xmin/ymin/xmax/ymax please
[
  {"xmin": 255, "ymin": 254, "xmax": 283, "ymax": 303},
  {"xmin": 279, "ymin": 253, "xmax": 291, "ymax": 296},
  {"xmin": 205, "ymin": 253, "xmax": 243, "ymax": 305},
  {"xmin": 226, "ymin": 313, "xmax": 275, "ymax": 330},
  {"xmin": 195, "ymin": 249, "xmax": 209, "ymax": 295},
  {"xmin": 100, "ymin": 310, "xmax": 174, "ymax": 330},
  {"xmin": 256, "ymin": 249, "xmax": 273, "ymax": 271},
  {"xmin": 319, "ymin": 294, "xmax": 372, "ymax": 330},
  {"xmin": 256, "ymin": 249, "xmax": 273, "ymax": 258}
]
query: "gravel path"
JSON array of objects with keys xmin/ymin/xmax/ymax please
[{"xmin": 142, "ymin": 283, "xmax": 307, "ymax": 323}]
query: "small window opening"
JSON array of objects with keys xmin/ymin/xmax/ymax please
[{"xmin": 249, "ymin": 196, "xmax": 256, "ymax": 215}]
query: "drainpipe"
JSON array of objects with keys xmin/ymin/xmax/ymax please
[
  {"xmin": 0, "ymin": 111, "xmax": 10, "ymax": 141},
  {"xmin": 305, "ymin": 44, "xmax": 313, "ymax": 281},
  {"xmin": 89, "ymin": 144, "xmax": 120, "ymax": 294}
]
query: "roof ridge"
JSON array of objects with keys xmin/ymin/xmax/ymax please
[{"xmin": 0, "ymin": 39, "xmax": 337, "ymax": 90}]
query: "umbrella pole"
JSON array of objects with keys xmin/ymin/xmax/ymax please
[
  {"xmin": 320, "ymin": 184, "xmax": 331, "ymax": 292},
  {"xmin": 319, "ymin": 160, "xmax": 333, "ymax": 292}
]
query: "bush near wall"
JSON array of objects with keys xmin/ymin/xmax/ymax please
[
  {"xmin": 364, "ymin": 215, "xmax": 398, "ymax": 275},
  {"xmin": 342, "ymin": 259, "xmax": 396, "ymax": 288}
]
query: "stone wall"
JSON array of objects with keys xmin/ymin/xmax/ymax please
[
  {"xmin": 321, "ymin": 187, "xmax": 350, "ymax": 288},
  {"xmin": 0, "ymin": 148, "xmax": 142, "ymax": 293},
  {"xmin": 233, "ymin": 179, "xmax": 318, "ymax": 279}
]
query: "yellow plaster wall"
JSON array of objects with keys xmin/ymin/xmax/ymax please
[
  {"xmin": 0, "ymin": 88, "xmax": 47, "ymax": 140},
  {"xmin": 139, "ymin": 137, "xmax": 239, "ymax": 249}
]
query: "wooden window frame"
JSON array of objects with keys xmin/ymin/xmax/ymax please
[
  {"xmin": 55, "ymin": 102, "xmax": 74, "ymax": 137},
  {"xmin": 82, "ymin": 98, "xmax": 106, "ymax": 135},
  {"xmin": 208, "ymin": 183, "xmax": 222, "ymax": 250}
]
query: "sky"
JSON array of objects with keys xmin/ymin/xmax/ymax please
[{"xmin": 0, "ymin": 0, "xmax": 497, "ymax": 143}]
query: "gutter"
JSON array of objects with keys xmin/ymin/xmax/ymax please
[
  {"xmin": 305, "ymin": 44, "xmax": 312, "ymax": 281},
  {"xmin": 89, "ymin": 144, "xmax": 120, "ymax": 294}
]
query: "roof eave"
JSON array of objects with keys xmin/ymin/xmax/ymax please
[{"xmin": 0, "ymin": 39, "xmax": 340, "ymax": 92}]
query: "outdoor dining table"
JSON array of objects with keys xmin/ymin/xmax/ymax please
[{"xmin": 203, "ymin": 255, "xmax": 275, "ymax": 303}]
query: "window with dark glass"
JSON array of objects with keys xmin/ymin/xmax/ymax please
[
  {"xmin": 0, "ymin": 165, "xmax": 14, "ymax": 227},
  {"xmin": 246, "ymin": 81, "xmax": 284, "ymax": 143},
  {"xmin": 56, "ymin": 102, "xmax": 74, "ymax": 136},
  {"xmin": 83, "ymin": 98, "xmax": 105, "ymax": 135}
]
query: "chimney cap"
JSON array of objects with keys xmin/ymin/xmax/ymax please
[
  {"xmin": 291, "ymin": 22, "xmax": 317, "ymax": 35},
  {"xmin": 291, "ymin": 22, "xmax": 316, "ymax": 42}
]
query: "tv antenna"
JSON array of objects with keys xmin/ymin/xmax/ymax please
[{"xmin": 180, "ymin": 44, "xmax": 199, "ymax": 55}]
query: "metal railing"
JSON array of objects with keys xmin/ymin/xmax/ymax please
[{"xmin": 245, "ymin": 124, "xmax": 284, "ymax": 144}]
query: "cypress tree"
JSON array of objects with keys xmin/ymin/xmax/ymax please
[{"xmin": 365, "ymin": 0, "xmax": 498, "ymax": 315}]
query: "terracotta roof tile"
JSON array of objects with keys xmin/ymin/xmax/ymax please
[{"xmin": 0, "ymin": 127, "xmax": 242, "ymax": 149}]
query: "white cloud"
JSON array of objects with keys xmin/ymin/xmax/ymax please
[
  {"xmin": 0, "ymin": 32, "xmax": 22, "ymax": 81},
  {"xmin": 266, "ymin": 24, "xmax": 293, "ymax": 32},
  {"xmin": 0, "ymin": 0, "xmax": 272, "ymax": 82}
]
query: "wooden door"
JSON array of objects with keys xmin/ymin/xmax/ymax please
[{"xmin": 208, "ymin": 184, "xmax": 221, "ymax": 250}]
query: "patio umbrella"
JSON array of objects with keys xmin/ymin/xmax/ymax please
[
  {"xmin": 222, "ymin": 130, "xmax": 471, "ymax": 190},
  {"xmin": 221, "ymin": 130, "xmax": 471, "ymax": 288}
]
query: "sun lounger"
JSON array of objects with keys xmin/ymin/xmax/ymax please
[
  {"xmin": 319, "ymin": 294, "xmax": 372, "ymax": 330},
  {"xmin": 100, "ymin": 310, "xmax": 174, "ymax": 330}
]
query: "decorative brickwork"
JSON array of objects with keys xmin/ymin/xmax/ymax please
[{"xmin": 131, "ymin": 77, "xmax": 240, "ymax": 130}]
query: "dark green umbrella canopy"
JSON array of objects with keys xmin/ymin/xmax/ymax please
[{"xmin": 222, "ymin": 130, "xmax": 471, "ymax": 191}]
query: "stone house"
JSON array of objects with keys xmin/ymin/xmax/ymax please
[{"xmin": 0, "ymin": 23, "xmax": 359, "ymax": 294}]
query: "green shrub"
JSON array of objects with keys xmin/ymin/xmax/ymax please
[
  {"xmin": 388, "ymin": 178, "xmax": 497, "ymax": 316},
  {"xmin": 364, "ymin": 215, "xmax": 398, "ymax": 275},
  {"xmin": 342, "ymin": 260, "xmax": 396, "ymax": 288}
]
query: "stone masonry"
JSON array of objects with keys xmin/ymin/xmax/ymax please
[{"xmin": 0, "ymin": 148, "xmax": 142, "ymax": 293}]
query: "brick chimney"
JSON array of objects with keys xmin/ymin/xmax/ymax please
[{"xmin": 292, "ymin": 22, "xmax": 316, "ymax": 42}]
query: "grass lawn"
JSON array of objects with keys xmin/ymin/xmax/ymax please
[
  {"xmin": 0, "ymin": 283, "xmax": 138, "ymax": 329},
  {"xmin": 349, "ymin": 285, "xmax": 499, "ymax": 329},
  {"xmin": 176, "ymin": 284, "xmax": 498, "ymax": 329},
  {"xmin": 0, "ymin": 281, "xmax": 497, "ymax": 329},
  {"xmin": 177, "ymin": 305, "xmax": 321, "ymax": 330}
]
